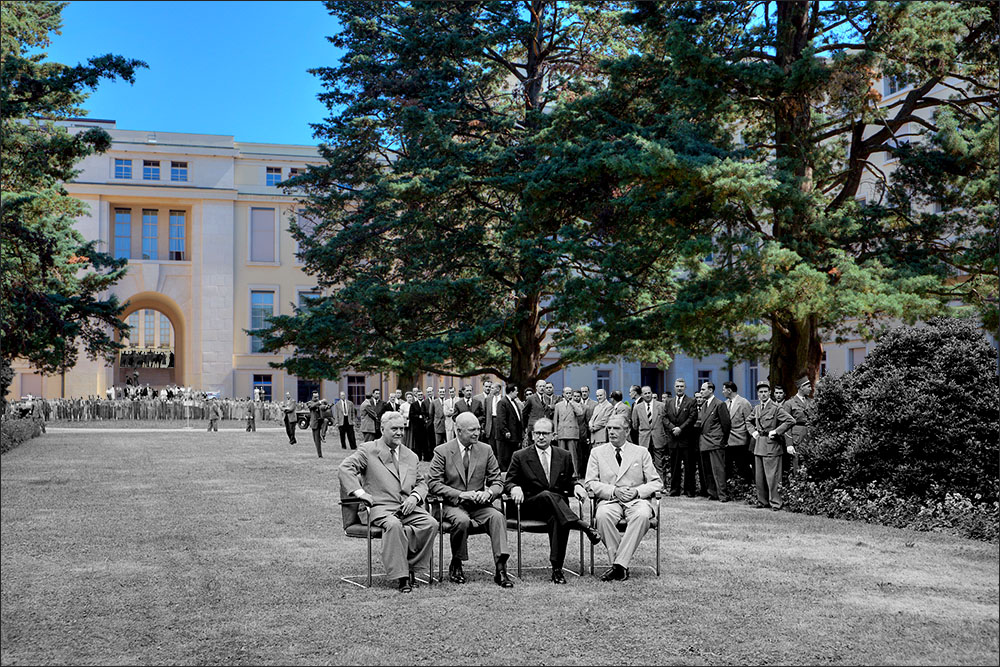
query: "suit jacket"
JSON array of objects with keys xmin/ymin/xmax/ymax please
[
  {"xmin": 726, "ymin": 395, "xmax": 752, "ymax": 447},
  {"xmin": 454, "ymin": 397, "xmax": 482, "ymax": 421},
  {"xmin": 431, "ymin": 398, "xmax": 446, "ymax": 434},
  {"xmin": 661, "ymin": 395, "xmax": 697, "ymax": 449},
  {"xmin": 749, "ymin": 401, "xmax": 795, "ymax": 457},
  {"xmin": 783, "ymin": 396, "xmax": 813, "ymax": 447},
  {"xmin": 585, "ymin": 442, "xmax": 663, "ymax": 511},
  {"xmin": 495, "ymin": 396, "xmax": 523, "ymax": 444},
  {"xmin": 307, "ymin": 398, "xmax": 325, "ymax": 429},
  {"xmin": 520, "ymin": 393, "xmax": 547, "ymax": 434},
  {"xmin": 335, "ymin": 399, "xmax": 355, "ymax": 425},
  {"xmin": 281, "ymin": 398, "xmax": 298, "ymax": 424},
  {"xmin": 553, "ymin": 399, "xmax": 583, "ymax": 440},
  {"xmin": 632, "ymin": 399, "xmax": 665, "ymax": 449},
  {"xmin": 504, "ymin": 445, "xmax": 579, "ymax": 499},
  {"xmin": 696, "ymin": 396, "xmax": 731, "ymax": 451},
  {"xmin": 613, "ymin": 401, "xmax": 631, "ymax": 422},
  {"xmin": 428, "ymin": 438, "xmax": 504, "ymax": 505},
  {"xmin": 482, "ymin": 393, "xmax": 499, "ymax": 439},
  {"xmin": 360, "ymin": 399, "xmax": 379, "ymax": 433},
  {"xmin": 338, "ymin": 439, "xmax": 428, "ymax": 524},
  {"xmin": 588, "ymin": 400, "xmax": 614, "ymax": 444}
]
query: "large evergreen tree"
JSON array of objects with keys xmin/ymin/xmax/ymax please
[
  {"xmin": 571, "ymin": 0, "xmax": 998, "ymax": 392},
  {"xmin": 264, "ymin": 0, "xmax": 716, "ymax": 387},
  {"xmin": 1, "ymin": 1, "xmax": 146, "ymax": 402}
]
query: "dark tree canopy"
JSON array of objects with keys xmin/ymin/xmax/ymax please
[
  {"xmin": 267, "ymin": 1, "xmax": 998, "ymax": 391},
  {"xmin": 1, "ymin": 0, "xmax": 146, "ymax": 402}
]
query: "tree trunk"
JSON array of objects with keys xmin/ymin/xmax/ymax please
[
  {"xmin": 769, "ymin": 313, "xmax": 822, "ymax": 397},
  {"xmin": 508, "ymin": 292, "xmax": 544, "ymax": 392}
]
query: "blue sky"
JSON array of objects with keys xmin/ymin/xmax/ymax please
[{"xmin": 45, "ymin": 1, "xmax": 342, "ymax": 145}]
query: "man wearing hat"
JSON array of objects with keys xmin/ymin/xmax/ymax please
[
  {"xmin": 748, "ymin": 382, "xmax": 795, "ymax": 510},
  {"xmin": 782, "ymin": 377, "xmax": 814, "ymax": 474}
]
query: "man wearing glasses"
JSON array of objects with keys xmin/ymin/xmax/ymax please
[{"xmin": 505, "ymin": 417, "xmax": 603, "ymax": 584}]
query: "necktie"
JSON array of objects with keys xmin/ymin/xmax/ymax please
[
  {"xmin": 541, "ymin": 449, "xmax": 550, "ymax": 485},
  {"xmin": 391, "ymin": 448, "xmax": 400, "ymax": 476},
  {"xmin": 615, "ymin": 447, "xmax": 622, "ymax": 467},
  {"xmin": 463, "ymin": 446, "xmax": 471, "ymax": 477},
  {"xmin": 676, "ymin": 397, "xmax": 681, "ymax": 411},
  {"xmin": 646, "ymin": 401, "xmax": 652, "ymax": 425}
]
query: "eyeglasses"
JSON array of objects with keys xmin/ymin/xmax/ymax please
[{"xmin": 533, "ymin": 431, "xmax": 552, "ymax": 436}]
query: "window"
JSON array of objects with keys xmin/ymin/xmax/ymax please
[
  {"xmin": 127, "ymin": 312, "xmax": 139, "ymax": 345},
  {"xmin": 746, "ymin": 361, "xmax": 758, "ymax": 399},
  {"xmin": 252, "ymin": 374, "xmax": 273, "ymax": 402},
  {"xmin": 856, "ymin": 196, "xmax": 867, "ymax": 207},
  {"xmin": 289, "ymin": 167, "xmax": 302, "ymax": 178},
  {"xmin": 298, "ymin": 378, "xmax": 321, "ymax": 402},
  {"xmin": 347, "ymin": 375, "xmax": 366, "ymax": 407},
  {"xmin": 142, "ymin": 209, "xmax": 158, "ymax": 260},
  {"xmin": 596, "ymin": 370, "xmax": 611, "ymax": 395},
  {"xmin": 144, "ymin": 310, "xmax": 155, "ymax": 348},
  {"xmin": 142, "ymin": 160, "xmax": 160, "ymax": 180},
  {"xmin": 697, "ymin": 369, "xmax": 712, "ymax": 388},
  {"xmin": 884, "ymin": 74, "xmax": 904, "ymax": 96},
  {"xmin": 114, "ymin": 159, "xmax": 132, "ymax": 179},
  {"xmin": 250, "ymin": 207, "xmax": 276, "ymax": 263},
  {"xmin": 266, "ymin": 166, "xmax": 282, "ymax": 186},
  {"xmin": 294, "ymin": 210, "xmax": 318, "ymax": 262},
  {"xmin": 820, "ymin": 351, "xmax": 827, "ymax": 377},
  {"xmin": 169, "ymin": 211, "xmax": 186, "ymax": 260},
  {"xmin": 159, "ymin": 314, "xmax": 171, "ymax": 348},
  {"xmin": 298, "ymin": 290, "xmax": 320, "ymax": 310},
  {"xmin": 848, "ymin": 347, "xmax": 866, "ymax": 371},
  {"xmin": 250, "ymin": 290, "xmax": 274, "ymax": 353},
  {"xmin": 170, "ymin": 161, "xmax": 188, "ymax": 182},
  {"xmin": 114, "ymin": 208, "xmax": 131, "ymax": 259}
]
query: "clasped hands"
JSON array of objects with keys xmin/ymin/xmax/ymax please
[
  {"xmin": 459, "ymin": 490, "xmax": 493, "ymax": 505},
  {"xmin": 509, "ymin": 486, "xmax": 587, "ymax": 504},
  {"xmin": 356, "ymin": 491, "xmax": 420, "ymax": 516},
  {"xmin": 612, "ymin": 486, "xmax": 638, "ymax": 503}
]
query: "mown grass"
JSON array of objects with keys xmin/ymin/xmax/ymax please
[{"xmin": 2, "ymin": 429, "xmax": 997, "ymax": 666}]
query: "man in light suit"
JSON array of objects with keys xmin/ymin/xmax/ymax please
[
  {"xmin": 480, "ymin": 382, "xmax": 498, "ymax": 455},
  {"xmin": 335, "ymin": 391, "xmax": 357, "ymax": 450},
  {"xmin": 722, "ymin": 381, "xmax": 753, "ymax": 483},
  {"xmin": 749, "ymin": 382, "xmax": 795, "ymax": 511},
  {"xmin": 553, "ymin": 385, "xmax": 584, "ymax": 474},
  {"xmin": 588, "ymin": 388, "xmax": 614, "ymax": 447},
  {"xmin": 339, "ymin": 411, "xmax": 439, "ymax": 593},
  {"xmin": 433, "ymin": 387, "xmax": 448, "ymax": 446},
  {"xmin": 661, "ymin": 378, "xmax": 698, "ymax": 496},
  {"xmin": 359, "ymin": 389, "xmax": 382, "ymax": 442},
  {"xmin": 696, "ymin": 381, "xmax": 731, "ymax": 501},
  {"xmin": 505, "ymin": 417, "xmax": 602, "ymax": 584},
  {"xmin": 495, "ymin": 384, "xmax": 523, "ymax": 471},
  {"xmin": 631, "ymin": 386, "xmax": 664, "ymax": 451},
  {"xmin": 280, "ymin": 392, "xmax": 298, "ymax": 445},
  {"xmin": 428, "ymin": 413, "xmax": 513, "ymax": 588},
  {"xmin": 586, "ymin": 414, "xmax": 662, "ymax": 581}
]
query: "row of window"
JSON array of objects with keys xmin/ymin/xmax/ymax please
[
  {"xmin": 266, "ymin": 166, "xmax": 303, "ymax": 186},
  {"xmin": 249, "ymin": 374, "xmax": 365, "ymax": 404},
  {"xmin": 249, "ymin": 289, "xmax": 318, "ymax": 353},
  {"xmin": 115, "ymin": 159, "xmax": 188, "ymax": 182},
  {"xmin": 125, "ymin": 309, "xmax": 172, "ymax": 348},
  {"xmin": 114, "ymin": 209, "xmax": 186, "ymax": 260}
]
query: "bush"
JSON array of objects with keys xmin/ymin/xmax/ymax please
[
  {"xmin": 802, "ymin": 318, "xmax": 999, "ymax": 503},
  {"xmin": 0, "ymin": 416, "xmax": 41, "ymax": 455}
]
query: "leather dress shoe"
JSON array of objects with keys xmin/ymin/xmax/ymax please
[
  {"xmin": 494, "ymin": 555, "xmax": 513, "ymax": 588},
  {"xmin": 397, "ymin": 576, "xmax": 412, "ymax": 593},
  {"xmin": 599, "ymin": 564, "xmax": 628, "ymax": 582},
  {"xmin": 581, "ymin": 524, "xmax": 603, "ymax": 546},
  {"xmin": 551, "ymin": 568, "xmax": 567, "ymax": 585},
  {"xmin": 449, "ymin": 561, "xmax": 466, "ymax": 584},
  {"xmin": 408, "ymin": 571, "xmax": 420, "ymax": 589}
]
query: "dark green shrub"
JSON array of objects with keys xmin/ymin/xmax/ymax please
[
  {"xmin": 802, "ymin": 318, "xmax": 999, "ymax": 504},
  {"xmin": 0, "ymin": 416, "xmax": 42, "ymax": 454}
]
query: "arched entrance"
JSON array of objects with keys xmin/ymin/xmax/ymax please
[{"xmin": 117, "ymin": 293, "xmax": 186, "ymax": 389}]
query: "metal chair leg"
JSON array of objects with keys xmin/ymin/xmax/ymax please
[
  {"xmin": 366, "ymin": 521, "xmax": 373, "ymax": 588},
  {"xmin": 655, "ymin": 498, "xmax": 661, "ymax": 576},
  {"xmin": 516, "ymin": 503, "xmax": 522, "ymax": 579}
]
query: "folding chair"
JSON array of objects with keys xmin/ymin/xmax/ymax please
[
  {"xmin": 426, "ymin": 495, "xmax": 494, "ymax": 583},
  {"xmin": 339, "ymin": 487, "xmax": 434, "ymax": 588},
  {"xmin": 589, "ymin": 490, "xmax": 662, "ymax": 576},
  {"xmin": 501, "ymin": 493, "xmax": 585, "ymax": 578}
]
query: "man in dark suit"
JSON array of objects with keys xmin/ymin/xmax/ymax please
[
  {"xmin": 428, "ymin": 412, "xmax": 513, "ymax": 588},
  {"xmin": 495, "ymin": 384, "xmax": 523, "ymax": 471},
  {"xmin": 696, "ymin": 381, "xmax": 732, "ymax": 501},
  {"xmin": 482, "ymin": 383, "xmax": 501, "ymax": 456},
  {"xmin": 783, "ymin": 377, "xmax": 813, "ymax": 475},
  {"xmin": 306, "ymin": 391, "xmax": 325, "ymax": 458},
  {"xmin": 280, "ymin": 392, "xmax": 298, "ymax": 445},
  {"xmin": 339, "ymin": 411, "xmax": 438, "ymax": 592},
  {"xmin": 504, "ymin": 417, "xmax": 602, "ymax": 584},
  {"xmin": 661, "ymin": 378, "xmax": 698, "ymax": 496},
  {"xmin": 520, "ymin": 379, "xmax": 548, "ymax": 442},
  {"xmin": 433, "ymin": 387, "xmax": 448, "ymax": 446},
  {"xmin": 408, "ymin": 389, "xmax": 428, "ymax": 461},
  {"xmin": 453, "ymin": 385, "xmax": 485, "ymax": 427},
  {"xmin": 335, "ymin": 391, "xmax": 357, "ymax": 450}
]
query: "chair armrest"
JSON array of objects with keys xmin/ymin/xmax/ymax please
[{"xmin": 340, "ymin": 496, "xmax": 373, "ymax": 508}]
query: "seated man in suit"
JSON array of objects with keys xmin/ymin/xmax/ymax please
[
  {"xmin": 338, "ymin": 411, "xmax": 439, "ymax": 592},
  {"xmin": 585, "ymin": 414, "xmax": 662, "ymax": 581},
  {"xmin": 428, "ymin": 413, "xmax": 513, "ymax": 588},
  {"xmin": 504, "ymin": 417, "xmax": 602, "ymax": 584}
]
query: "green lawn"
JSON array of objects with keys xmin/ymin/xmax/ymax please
[{"xmin": 2, "ymin": 429, "xmax": 997, "ymax": 666}]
